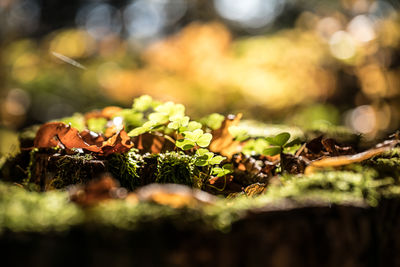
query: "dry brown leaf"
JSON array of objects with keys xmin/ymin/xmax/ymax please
[
  {"xmin": 34, "ymin": 122, "xmax": 101, "ymax": 152},
  {"xmin": 80, "ymin": 130, "xmax": 105, "ymax": 146},
  {"xmin": 305, "ymin": 139, "xmax": 399, "ymax": 174},
  {"xmin": 133, "ymin": 133, "xmax": 175, "ymax": 154},
  {"xmin": 84, "ymin": 106, "xmax": 122, "ymax": 120},
  {"xmin": 69, "ymin": 175, "xmax": 127, "ymax": 206},
  {"xmin": 209, "ymin": 113, "xmax": 242, "ymax": 158},
  {"xmin": 101, "ymin": 129, "xmax": 133, "ymax": 156},
  {"xmin": 135, "ymin": 183, "xmax": 216, "ymax": 208},
  {"xmin": 33, "ymin": 122, "xmax": 133, "ymax": 155}
]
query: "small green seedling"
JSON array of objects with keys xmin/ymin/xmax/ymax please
[
  {"xmin": 195, "ymin": 148, "xmax": 226, "ymax": 167},
  {"xmin": 211, "ymin": 164, "xmax": 233, "ymax": 177},
  {"xmin": 263, "ymin": 132, "xmax": 300, "ymax": 156},
  {"xmin": 132, "ymin": 95, "xmax": 159, "ymax": 112},
  {"xmin": 167, "ymin": 115, "xmax": 189, "ymax": 130}
]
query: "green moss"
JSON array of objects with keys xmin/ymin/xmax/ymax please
[
  {"xmin": 48, "ymin": 153, "xmax": 97, "ymax": 189},
  {"xmin": 0, "ymin": 150, "xmax": 33, "ymax": 185},
  {"xmin": 268, "ymin": 170, "xmax": 381, "ymax": 206},
  {"xmin": 156, "ymin": 152, "xmax": 196, "ymax": 186},
  {"xmin": 107, "ymin": 151, "xmax": 142, "ymax": 190},
  {"xmin": 0, "ymin": 182, "xmax": 83, "ymax": 233}
]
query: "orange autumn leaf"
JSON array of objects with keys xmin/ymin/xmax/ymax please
[
  {"xmin": 33, "ymin": 122, "xmax": 133, "ymax": 155},
  {"xmin": 84, "ymin": 106, "xmax": 122, "ymax": 120},
  {"xmin": 304, "ymin": 139, "xmax": 399, "ymax": 174},
  {"xmin": 34, "ymin": 122, "xmax": 101, "ymax": 152},
  {"xmin": 101, "ymin": 129, "xmax": 133, "ymax": 156},
  {"xmin": 132, "ymin": 132, "xmax": 175, "ymax": 154},
  {"xmin": 209, "ymin": 113, "xmax": 242, "ymax": 158}
]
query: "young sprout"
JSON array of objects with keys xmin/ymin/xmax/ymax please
[
  {"xmin": 211, "ymin": 164, "xmax": 233, "ymax": 177},
  {"xmin": 263, "ymin": 132, "xmax": 300, "ymax": 156},
  {"xmin": 195, "ymin": 148, "xmax": 226, "ymax": 167}
]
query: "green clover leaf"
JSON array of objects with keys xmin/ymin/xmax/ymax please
[
  {"xmin": 202, "ymin": 113, "xmax": 225, "ymax": 130},
  {"xmin": 196, "ymin": 133, "xmax": 212, "ymax": 147},
  {"xmin": 212, "ymin": 164, "xmax": 233, "ymax": 177},
  {"xmin": 132, "ymin": 95, "xmax": 154, "ymax": 111},
  {"xmin": 183, "ymin": 129, "xmax": 204, "ymax": 142},
  {"xmin": 148, "ymin": 112, "xmax": 169, "ymax": 125},
  {"xmin": 167, "ymin": 115, "xmax": 189, "ymax": 130},
  {"xmin": 186, "ymin": 121, "xmax": 202, "ymax": 131},
  {"xmin": 266, "ymin": 132, "xmax": 291, "ymax": 146},
  {"xmin": 176, "ymin": 139, "xmax": 196, "ymax": 150},
  {"xmin": 208, "ymin": 155, "xmax": 225, "ymax": 165}
]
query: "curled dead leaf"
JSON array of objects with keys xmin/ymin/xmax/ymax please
[
  {"xmin": 69, "ymin": 175, "xmax": 127, "ymax": 206},
  {"xmin": 132, "ymin": 132, "xmax": 175, "ymax": 154},
  {"xmin": 305, "ymin": 139, "xmax": 399, "ymax": 174},
  {"xmin": 34, "ymin": 122, "xmax": 101, "ymax": 152},
  {"xmin": 33, "ymin": 122, "xmax": 133, "ymax": 155},
  {"xmin": 135, "ymin": 183, "xmax": 216, "ymax": 208},
  {"xmin": 209, "ymin": 113, "xmax": 242, "ymax": 158}
]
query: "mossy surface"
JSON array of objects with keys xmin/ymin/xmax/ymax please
[
  {"xmin": 107, "ymin": 151, "xmax": 142, "ymax": 190},
  {"xmin": 107, "ymin": 151, "xmax": 196, "ymax": 190},
  {"xmin": 1, "ymin": 160, "xmax": 400, "ymax": 233},
  {"xmin": 45, "ymin": 153, "xmax": 105, "ymax": 189},
  {"xmin": 155, "ymin": 152, "xmax": 195, "ymax": 186},
  {"xmin": 0, "ymin": 182, "xmax": 83, "ymax": 233}
]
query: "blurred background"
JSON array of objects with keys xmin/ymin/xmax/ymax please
[{"xmin": 1, "ymin": 0, "xmax": 400, "ymax": 153}]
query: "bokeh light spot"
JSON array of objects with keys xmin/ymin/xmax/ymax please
[
  {"xmin": 213, "ymin": 0, "xmax": 285, "ymax": 29},
  {"xmin": 329, "ymin": 31, "xmax": 356, "ymax": 60}
]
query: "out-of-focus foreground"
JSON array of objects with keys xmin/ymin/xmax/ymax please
[{"xmin": 1, "ymin": 0, "xmax": 400, "ymax": 153}]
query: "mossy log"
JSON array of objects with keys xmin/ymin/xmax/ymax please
[{"xmin": 0, "ymin": 199, "xmax": 400, "ymax": 267}]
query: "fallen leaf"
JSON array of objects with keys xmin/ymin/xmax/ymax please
[
  {"xmin": 80, "ymin": 130, "xmax": 105, "ymax": 146},
  {"xmin": 132, "ymin": 132, "xmax": 175, "ymax": 154},
  {"xmin": 135, "ymin": 183, "xmax": 216, "ymax": 208},
  {"xmin": 69, "ymin": 175, "xmax": 127, "ymax": 206},
  {"xmin": 33, "ymin": 122, "xmax": 133, "ymax": 155},
  {"xmin": 305, "ymin": 139, "xmax": 399, "ymax": 174},
  {"xmin": 34, "ymin": 122, "xmax": 101, "ymax": 152},
  {"xmin": 101, "ymin": 129, "xmax": 133, "ymax": 156},
  {"xmin": 209, "ymin": 113, "xmax": 242, "ymax": 158}
]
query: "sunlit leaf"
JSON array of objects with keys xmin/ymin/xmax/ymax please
[
  {"xmin": 148, "ymin": 112, "xmax": 169, "ymax": 124},
  {"xmin": 202, "ymin": 113, "xmax": 225, "ymax": 130},
  {"xmin": 132, "ymin": 95, "xmax": 154, "ymax": 111},
  {"xmin": 186, "ymin": 121, "xmax": 202, "ymax": 131},
  {"xmin": 167, "ymin": 115, "xmax": 189, "ymax": 130},
  {"xmin": 176, "ymin": 139, "xmax": 195, "ymax": 150},
  {"xmin": 263, "ymin": 146, "xmax": 282, "ymax": 156},
  {"xmin": 208, "ymin": 155, "xmax": 225, "ymax": 165},
  {"xmin": 196, "ymin": 148, "xmax": 210, "ymax": 156},
  {"xmin": 197, "ymin": 133, "xmax": 212, "ymax": 147},
  {"xmin": 228, "ymin": 126, "xmax": 248, "ymax": 141},
  {"xmin": 183, "ymin": 129, "xmax": 203, "ymax": 142},
  {"xmin": 266, "ymin": 132, "xmax": 290, "ymax": 146}
]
